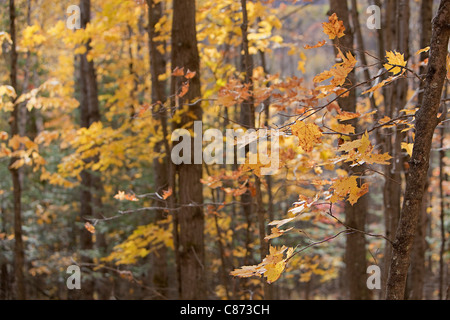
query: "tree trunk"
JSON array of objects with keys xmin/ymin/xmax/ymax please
[
  {"xmin": 381, "ymin": 0, "xmax": 409, "ymax": 293},
  {"xmin": 329, "ymin": 0, "xmax": 370, "ymax": 300},
  {"xmin": 147, "ymin": 0, "xmax": 169, "ymax": 299},
  {"xmin": 9, "ymin": 0, "xmax": 26, "ymax": 300},
  {"xmin": 386, "ymin": 0, "xmax": 450, "ymax": 300},
  {"xmin": 78, "ymin": 0, "xmax": 104, "ymax": 299},
  {"xmin": 438, "ymin": 87, "xmax": 448, "ymax": 300},
  {"xmin": 408, "ymin": 0, "xmax": 433, "ymax": 300},
  {"xmin": 171, "ymin": 0, "xmax": 206, "ymax": 299}
]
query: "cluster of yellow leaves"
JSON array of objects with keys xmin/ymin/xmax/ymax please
[
  {"xmin": 103, "ymin": 219, "xmax": 173, "ymax": 265},
  {"xmin": 336, "ymin": 131, "xmax": 392, "ymax": 166},
  {"xmin": 20, "ymin": 25, "xmax": 46, "ymax": 52},
  {"xmin": 286, "ymin": 254, "xmax": 339, "ymax": 283},
  {"xmin": 230, "ymin": 245, "xmax": 294, "ymax": 283},
  {"xmin": 0, "ymin": 135, "xmax": 47, "ymax": 171}
]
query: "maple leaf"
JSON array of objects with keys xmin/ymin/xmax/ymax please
[
  {"xmin": 230, "ymin": 245, "xmax": 294, "ymax": 284},
  {"xmin": 313, "ymin": 49, "xmax": 356, "ymax": 88},
  {"xmin": 322, "ymin": 13, "xmax": 345, "ymax": 40},
  {"xmin": 330, "ymin": 176, "xmax": 368, "ymax": 205},
  {"xmin": 290, "ymin": 121, "xmax": 323, "ymax": 152},
  {"xmin": 384, "ymin": 51, "xmax": 407, "ymax": 75},
  {"xmin": 337, "ymin": 132, "xmax": 392, "ymax": 166}
]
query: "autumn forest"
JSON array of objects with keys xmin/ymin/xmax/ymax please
[{"xmin": 0, "ymin": 0, "xmax": 449, "ymax": 301}]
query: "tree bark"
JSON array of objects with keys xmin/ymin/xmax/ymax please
[
  {"xmin": 9, "ymin": 0, "xmax": 26, "ymax": 300},
  {"xmin": 438, "ymin": 86, "xmax": 448, "ymax": 300},
  {"xmin": 147, "ymin": 0, "xmax": 169, "ymax": 299},
  {"xmin": 408, "ymin": 0, "xmax": 433, "ymax": 300},
  {"xmin": 171, "ymin": 0, "xmax": 206, "ymax": 299},
  {"xmin": 78, "ymin": 0, "xmax": 105, "ymax": 299},
  {"xmin": 386, "ymin": 0, "xmax": 450, "ymax": 300}
]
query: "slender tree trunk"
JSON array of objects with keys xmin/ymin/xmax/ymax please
[
  {"xmin": 329, "ymin": 0, "xmax": 370, "ymax": 300},
  {"xmin": 438, "ymin": 86, "xmax": 448, "ymax": 300},
  {"xmin": 381, "ymin": 0, "xmax": 409, "ymax": 293},
  {"xmin": 239, "ymin": 0, "xmax": 272, "ymax": 300},
  {"xmin": 171, "ymin": 0, "xmax": 205, "ymax": 300},
  {"xmin": 0, "ymin": 200, "xmax": 10, "ymax": 299},
  {"xmin": 9, "ymin": 0, "xmax": 26, "ymax": 300},
  {"xmin": 78, "ymin": 0, "xmax": 104, "ymax": 299},
  {"xmin": 408, "ymin": 0, "xmax": 433, "ymax": 300},
  {"xmin": 386, "ymin": 0, "xmax": 450, "ymax": 300},
  {"xmin": 147, "ymin": 0, "xmax": 169, "ymax": 299}
]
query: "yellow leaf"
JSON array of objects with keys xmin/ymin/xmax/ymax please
[
  {"xmin": 384, "ymin": 51, "xmax": 407, "ymax": 75},
  {"xmin": 330, "ymin": 176, "xmax": 368, "ymax": 205},
  {"xmin": 264, "ymin": 261, "xmax": 286, "ymax": 284},
  {"xmin": 401, "ymin": 142, "xmax": 413, "ymax": 157},
  {"xmin": 331, "ymin": 123, "xmax": 355, "ymax": 134},
  {"xmin": 290, "ymin": 121, "xmax": 323, "ymax": 152},
  {"xmin": 415, "ymin": 46, "xmax": 430, "ymax": 55}
]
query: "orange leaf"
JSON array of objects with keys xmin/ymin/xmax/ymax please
[
  {"xmin": 290, "ymin": 121, "xmax": 323, "ymax": 152},
  {"xmin": 304, "ymin": 40, "xmax": 326, "ymax": 50},
  {"xmin": 178, "ymin": 81, "xmax": 189, "ymax": 97},
  {"xmin": 172, "ymin": 66, "xmax": 184, "ymax": 77},
  {"xmin": 162, "ymin": 187, "xmax": 173, "ymax": 200},
  {"xmin": 185, "ymin": 69, "xmax": 196, "ymax": 79},
  {"xmin": 85, "ymin": 222, "xmax": 95, "ymax": 234},
  {"xmin": 322, "ymin": 13, "xmax": 345, "ymax": 40},
  {"xmin": 335, "ymin": 111, "xmax": 360, "ymax": 121}
]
